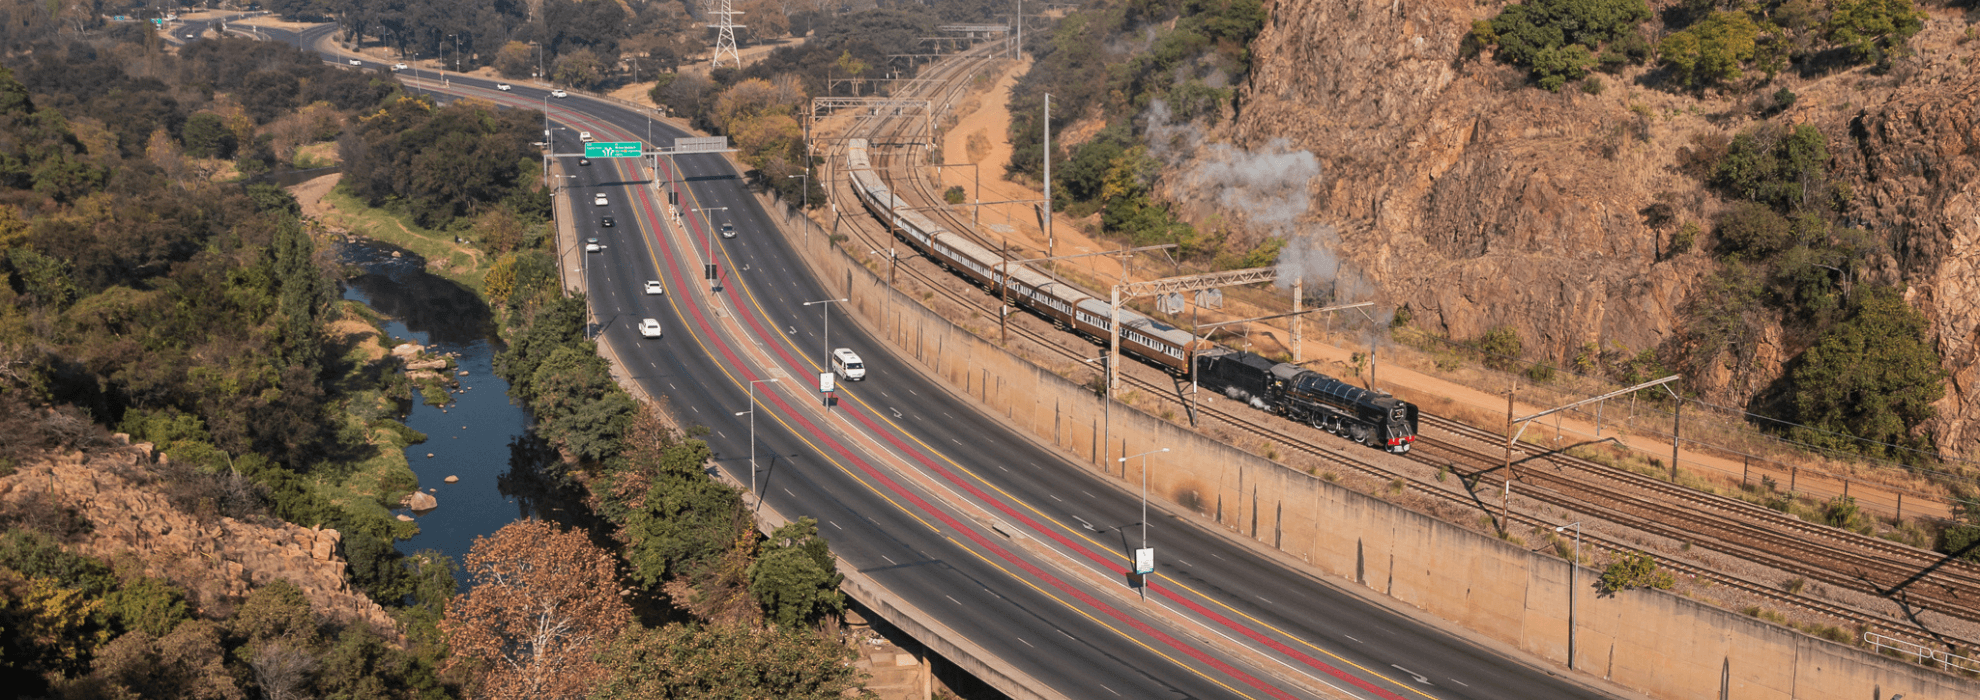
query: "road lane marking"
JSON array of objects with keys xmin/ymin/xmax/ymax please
[
  {"xmin": 1344, "ymin": 635, "xmax": 1361, "ymax": 643},
  {"xmin": 830, "ymin": 521, "xmax": 841, "ymax": 530},
  {"xmin": 882, "ymin": 555, "xmax": 895, "ymax": 565},
  {"xmin": 1257, "ymin": 596, "xmax": 1272, "ymax": 605},
  {"xmin": 1448, "ymin": 679, "xmax": 1468, "ymax": 688},
  {"xmin": 946, "ymin": 595, "xmax": 961, "ymax": 605},
  {"xmin": 1390, "ymin": 666, "xmax": 1430, "ymax": 685},
  {"xmin": 1017, "ymin": 637, "xmax": 1033, "ymax": 648},
  {"xmin": 1049, "ymin": 494, "xmax": 1062, "ymax": 502},
  {"xmin": 1100, "ymin": 684, "xmax": 1120, "ymax": 696}
]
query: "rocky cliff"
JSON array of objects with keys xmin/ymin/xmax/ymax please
[
  {"xmin": 0, "ymin": 440, "xmax": 403, "ymax": 640},
  {"xmin": 1226, "ymin": 0, "xmax": 1979, "ymax": 456}
]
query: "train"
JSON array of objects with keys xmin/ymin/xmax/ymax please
[{"xmin": 843, "ymin": 138, "xmax": 1416, "ymax": 453}]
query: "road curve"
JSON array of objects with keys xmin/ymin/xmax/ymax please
[{"xmin": 259, "ymin": 23, "xmax": 1620, "ymax": 700}]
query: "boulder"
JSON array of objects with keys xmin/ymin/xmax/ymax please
[
  {"xmin": 443, "ymin": 475, "xmax": 459, "ymax": 483},
  {"xmin": 396, "ymin": 514, "xmax": 415, "ymax": 522},
  {"xmin": 406, "ymin": 359, "xmax": 448, "ymax": 370},
  {"xmin": 407, "ymin": 491, "xmax": 438, "ymax": 511}
]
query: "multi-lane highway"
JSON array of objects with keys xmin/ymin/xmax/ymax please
[{"xmin": 249, "ymin": 22, "xmax": 1619, "ymax": 700}]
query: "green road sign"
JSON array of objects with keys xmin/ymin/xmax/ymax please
[{"xmin": 585, "ymin": 141, "xmax": 642, "ymax": 158}]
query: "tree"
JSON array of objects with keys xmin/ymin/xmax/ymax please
[
  {"xmin": 748, "ymin": 517, "xmax": 844, "ymax": 628},
  {"xmin": 1657, "ymin": 10, "xmax": 1759, "ymax": 86},
  {"xmin": 590, "ymin": 622, "xmax": 866, "ymax": 700},
  {"xmin": 1824, "ymin": 0, "xmax": 1924, "ymax": 64},
  {"xmin": 1787, "ymin": 286, "xmax": 1945, "ymax": 462},
  {"xmin": 494, "ymin": 41, "xmax": 537, "ymax": 79},
  {"xmin": 552, "ymin": 48, "xmax": 605, "ymax": 89},
  {"xmin": 1482, "ymin": 0, "xmax": 1651, "ymax": 89},
  {"xmin": 442, "ymin": 520, "xmax": 630, "ymax": 700}
]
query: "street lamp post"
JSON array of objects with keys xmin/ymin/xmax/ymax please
[
  {"xmin": 1118, "ymin": 447, "xmax": 1168, "ymax": 601},
  {"xmin": 735, "ymin": 377, "xmax": 781, "ymax": 500},
  {"xmin": 1555, "ymin": 521, "xmax": 1582, "ymax": 670},
  {"xmin": 802, "ymin": 298, "xmax": 848, "ymax": 372}
]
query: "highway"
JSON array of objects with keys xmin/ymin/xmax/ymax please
[{"xmin": 251, "ymin": 22, "xmax": 1617, "ymax": 700}]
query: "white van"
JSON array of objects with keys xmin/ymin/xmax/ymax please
[{"xmin": 831, "ymin": 348, "xmax": 865, "ymax": 381}]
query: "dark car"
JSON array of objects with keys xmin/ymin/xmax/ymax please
[
  {"xmin": 601, "ymin": 217, "xmax": 615, "ymax": 228},
  {"xmin": 578, "ymin": 157, "xmax": 591, "ymax": 166}
]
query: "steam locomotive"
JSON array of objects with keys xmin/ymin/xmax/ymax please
[{"xmin": 1195, "ymin": 348, "xmax": 1418, "ymax": 453}]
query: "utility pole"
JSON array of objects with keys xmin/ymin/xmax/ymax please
[
  {"xmin": 1501, "ymin": 380, "xmax": 1516, "ymax": 535},
  {"xmin": 1291, "ymin": 278, "xmax": 1302, "ymax": 363},
  {"xmin": 1042, "ymin": 93, "xmax": 1052, "ymax": 261}
]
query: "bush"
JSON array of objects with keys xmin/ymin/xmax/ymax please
[
  {"xmin": 943, "ymin": 185, "xmax": 966, "ymax": 205},
  {"xmin": 1786, "ymin": 286, "xmax": 1945, "ymax": 463},
  {"xmin": 1478, "ymin": 325, "xmax": 1524, "ymax": 371},
  {"xmin": 1713, "ymin": 202, "xmax": 1793, "ymax": 258},
  {"xmin": 1480, "ymin": 0, "xmax": 1652, "ymax": 89},
  {"xmin": 1598, "ymin": 550, "xmax": 1675, "ymax": 593}
]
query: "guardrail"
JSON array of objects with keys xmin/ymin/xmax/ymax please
[{"xmin": 1864, "ymin": 631, "xmax": 1980, "ymax": 674}]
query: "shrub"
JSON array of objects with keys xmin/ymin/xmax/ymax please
[
  {"xmin": 1713, "ymin": 202, "xmax": 1793, "ymax": 258},
  {"xmin": 1598, "ymin": 550, "xmax": 1675, "ymax": 593},
  {"xmin": 942, "ymin": 185, "xmax": 966, "ymax": 205},
  {"xmin": 1478, "ymin": 325, "xmax": 1524, "ymax": 371}
]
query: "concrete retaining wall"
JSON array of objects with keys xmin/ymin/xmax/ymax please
[{"xmin": 766, "ymin": 195, "xmax": 1977, "ymax": 700}]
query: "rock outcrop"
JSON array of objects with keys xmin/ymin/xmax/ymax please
[
  {"xmin": 0, "ymin": 446, "xmax": 403, "ymax": 642},
  {"xmin": 1227, "ymin": 0, "xmax": 1980, "ymax": 455}
]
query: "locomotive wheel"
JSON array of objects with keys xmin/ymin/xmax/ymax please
[{"xmin": 1349, "ymin": 424, "xmax": 1371, "ymax": 445}]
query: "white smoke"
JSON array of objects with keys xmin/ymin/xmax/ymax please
[{"xmin": 1143, "ymin": 100, "xmax": 1322, "ymax": 234}]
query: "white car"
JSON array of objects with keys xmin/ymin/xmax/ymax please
[
  {"xmin": 638, "ymin": 318, "xmax": 663, "ymax": 338},
  {"xmin": 393, "ymin": 62, "xmax": 408, "ymax": 70},
  {"xmin": 644, "ymin": 280, "xmax": 665, "ymax": 296},
  {"xmin": 496, "ymin": 83, "xmax": 512, "ymax": 91},
  {"xmin": 720, "ymin": 222, "xmax": 736, "ymax": 239},
  {"xmin": 348, "ymin": 59, "xmax": 362, "ymax": 66},
  {"xmin": 584, "ymin": 237, "xmax": 601, "ymax": 253},
  {"xmin": 593, "ymin": 193, "xmax": 608, "ymax": 207},
  {"xmin": 578, "ymin": 131, "xmax": 593, "ymax": 142},
  {"xmin": 550, "ymin": 89, "xmax": 568, "ymax": 98}
]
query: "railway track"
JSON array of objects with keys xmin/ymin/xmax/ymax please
[
  {"xmin": 817, "ymin": 47, "xmax": 1980, "ymax": 659},
  {"xmin": 1414, "ymin": 415, "xmax": 1980, "ymax": 626}
]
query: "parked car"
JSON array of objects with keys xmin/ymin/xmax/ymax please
[
  {"xmin": 496, "ymin": 83, "xmax": 512, "ymax": 91},
  {"xmin": 550, "ymin": 89, "xmax": 568, "ymax": 98},
  {"xmin": 638, "ymin": 318, "xmax": 663, "ymax": 338},
  {"xmin": 720, "ymin": 222, "xmax": 736, "ymax": 239},
  {"xmin": 593, "ymin": 193, "xmax": 609, "ymax": 206},
  {"xmin": 644, "ymin": 280, "xmax": 665, "ymax": 295}
]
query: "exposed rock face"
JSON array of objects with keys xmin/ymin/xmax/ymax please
[
  {"xmin": 406, "ymin": 490, "xmax": 438, "ymax": 511},
  {"xmin": 0, "ymin": 447, "xmax": 403, "ymax": 641},
  {"xmin": 1230, "ymin": 0, "xmax": 1980, "ymax": 455}
]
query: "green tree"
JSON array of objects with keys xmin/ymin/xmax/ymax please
[
  {"xmin": 553, "ymin": 48, "xmax": 605, "ymax": 89},
  {"xmin": 747, "ymin": 518, "xmax": 844, "ymax": 628},
  {"xmin": 181, "ymin": 113, "xmax": 236, "ymax": 159},
  {"xmin": 1657, "ymin": 10, "xmax": 1760, "ymax": 86},
  {"xmin": 1786, "ymin": 286, "xmax": 1945, "ymax": 462},
  {"xmin": 1598, "ymin": 550, "xmax": 1674, "ymax": 593},
  {"xmin": 1482, "ymin": 0, "xmax": 1651, "ymax": 89},
  {"xmin": 591, "ymin": 622, "xmax": 866, "ymax": 700},
  {"xmin": 1824, "ymin": 0, "xmax": 1925, "ymax": 64}
]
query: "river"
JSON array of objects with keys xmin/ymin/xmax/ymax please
[{"xmin": 336, "ymin": 240, "xmax": 587, "ymax": 572}]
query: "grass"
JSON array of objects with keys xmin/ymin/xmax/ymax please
[{"xmin": 319, "ymin": 187, "xmax": 491, "ymax": 296}]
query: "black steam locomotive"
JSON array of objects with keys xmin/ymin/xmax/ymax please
[{"xmin": 1195, "ymin": 348, "xmax": 1419, "ymax": 453}]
